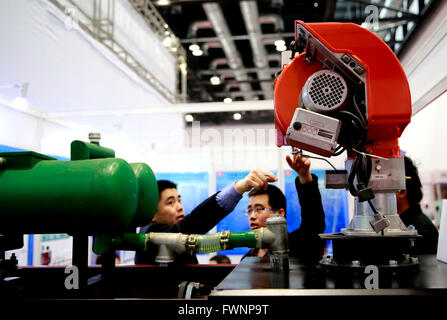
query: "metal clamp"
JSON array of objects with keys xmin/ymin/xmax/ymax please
[
  {"xmin": 370, "ymin": 212, "xmax": 390, "ymax": 233},
  {"xmin": 178, "ymin": 281, "xmax": 201, "ymax": 299},
  {"xmin": 186, "ymin": 234, "xmax": 198, "ymax": 255},
  {"xmin": 219, "ymin": 231, "xmax": 231, "ymax": 251}
]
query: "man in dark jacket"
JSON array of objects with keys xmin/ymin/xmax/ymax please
[
  {"xmin": 397, "ymin": 156, "xmax": 439, "ymax": 254},
  {"xmin": 135, "ymin": 168, "xmax": 277, "ymax": 264},
  {"xmin": 243, "ymin": 150, "xmax": 326, "ymax": 264}
]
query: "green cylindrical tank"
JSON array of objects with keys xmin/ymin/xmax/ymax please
[
  {"xmin": 129, "ymin": 163, "xmax": 159, "ymax": 227},
  {"xmin": 0, "ymin": 152, "xmax": 138, "ymax": 234}
]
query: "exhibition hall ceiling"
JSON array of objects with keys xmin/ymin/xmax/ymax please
[{"xmin": 155, "ymin": 0, "xmax": 437, "ymax": 124}]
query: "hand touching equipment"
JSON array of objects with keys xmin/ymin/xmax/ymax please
[
  {"xmin": 286, "ymin": 148, "xmax": 312, "ymax": 184},
  {"xmin": 235, "ymin": 168, "xmax": 278, "ymax": 194}
]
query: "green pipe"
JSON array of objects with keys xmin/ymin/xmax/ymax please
[
  {"xmin": 129, "ymin": 163, "xmax": 158, "ymax": 227},
  {"xmin": 195, "ymin": 233, "xmax": 224, "ymax": 253},
  {"xmin": 111, "ymin": 233, "xmax": 148, "ymax": 252},
  {"xmin": 71, "ymin": 140, "xmax": 115, "ymax": 160},
  {"xmin": 190, "ymin": 230, "xmax": 261, "ymax": 253},
  {"xmin": 229, "ymin": 230, "xmax": 259, "ymax": 249},
  {"xmin": 0, "ymin": 152, "xmax": 138, "ymax": 234},
  {"xmin": 98, "ymin": 230, "xmax": 263, "ymax": 255}
]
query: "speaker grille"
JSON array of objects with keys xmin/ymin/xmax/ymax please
[{"xmin": 302, "ymin": 70, "xmax": 348, "ymax": 113}]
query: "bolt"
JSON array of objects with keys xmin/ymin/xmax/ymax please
[
  {"xmin": 88, "ymin": 132, "xmax": 101, "ymax": 144},
  {"xmin": 389, "ymin": 260, "xmax": 398, "ymax": 266},
  {"xmin": 321, "ymin": 255, "xmax": 333, "ymax": 264},
  {"xmin": 351, "ymin": 260, "xmax": 361, "ymax": 267}
]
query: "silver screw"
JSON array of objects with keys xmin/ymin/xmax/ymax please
[
  {"xmin": 321, "ymin": 255, "xmax": 332, "ymax": 264},
  {"xmin": 409, "ymin": 257, "xmax": 419, "ymax": 264},
  {"xmin": 352, "ymin": 260, "xmax": 361, "ymax": 267},
  {"xmin": 88, "ymin": 132, "xmax": 101, "ymax": 144}
]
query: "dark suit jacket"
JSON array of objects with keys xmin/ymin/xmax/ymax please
[
  {"xmin": 400, "ymin": 204, "xmax": 439, "ymax": 254},
  {"xmin": 244, "ymin": 174, "xmax": 326, "ymax": 264},
  {"xmin": 135, "ymin": 192, "xmax": 230, "ymax": 264}
]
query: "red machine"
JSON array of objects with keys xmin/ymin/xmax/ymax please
[
  {"xmin": 274, "ymin": 21, "xmax": 419, "ymax": 269},
  {"xmin": 275, "ymin": 20, "xmax": 411, "ymax": 158}
]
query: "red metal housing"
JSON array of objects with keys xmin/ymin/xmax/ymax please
[{"xmin": 274, "ymin": 21, "xmax": 412, "ymax": 158}]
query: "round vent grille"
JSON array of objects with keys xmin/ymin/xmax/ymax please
[{"xmin": 301, "ymin": 70, "xmax": 348, "ymax": 113}]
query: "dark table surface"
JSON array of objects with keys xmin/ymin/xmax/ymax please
[{"xmin": 211, "ymin": 255, "xmax": 447, "ymax": 296}]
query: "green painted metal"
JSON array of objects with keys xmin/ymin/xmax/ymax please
[
  {"xmin": 93, "ymin": 233, "xmax": 147, "ymax": 254},
  {"xmin": 229, "ymin": 230, "xmax": 259, "ymax": 248},
  {"xmin": 92, "ymin": 234, "xmax": 113, "ymax": 254},
  {"xmin": 111, "ymin": 233, "xmax": 147, "ymax": 252},
  {"xmin": 129, "ymin": 163, "xmax": 159, "ymax": 227},
  {"xmin": 0, "ymin": 151, "xmax": 55, "ymax": 169},
  {"xmin": 71, "ymin": 140, "xmax": 115, "ymax": 160},
  {"xmin": 0, "ymin": 152, "xmax": 138, "ymax": 234}
]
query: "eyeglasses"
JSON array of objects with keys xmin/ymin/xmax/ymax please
[{"xmin": 243, "ymin": 207, "xmax": 276, "ymax": 216}]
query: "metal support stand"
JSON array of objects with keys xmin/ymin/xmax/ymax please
[
  {"xmin": 99, "ymin": 249, "xmax": 116, "ymax": 298},
  {"xmin": 0, "ymin": 234, "xmax": 23, "ymax": 298},
  {"xmin": 320, "ymin": 233, "xmax": 420, "ymax": 274},
  {"xmin": 72, "ymin": 233, "xmax": 89, "ymax": 296}
]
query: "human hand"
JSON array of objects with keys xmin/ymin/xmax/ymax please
[
  {"xmin": 286, "ymin": 148, "xmax": 313, "ymax": 184},
  {"xmin": 234, "ymin": 168, "xmax": 278, "ymax": 194}
]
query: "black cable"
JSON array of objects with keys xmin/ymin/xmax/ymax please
[
  {"xmin": 291, "ymin": 149, "xmax": 340, "ymax": 171},
  {"xmin": 368, "ymin": 199, "xmax": 379, "ymax": 215},
  {"xmin": 347, "ymin": 154, "xmax": 361, "ymax": 197},
  {"xmin": 356, "ymin": 154, "xmax": 372, "ymax": 187},
  {"xmin": 352, "ymin": 94, "xmax": 367, "ymax": 127},
  {"xmin": 338, "ymin": 110, "xmax": 367, "ymax": 150},
  {"xmin": 333, "ymin": 145, "xmax": 346, "ymax": 157},
  {"xmin": 304, "ymin": 155, "xmax": 339, "ymax": 171},
  {"xmin": 338, "ymin": 110, "xmax": 365, "ymax": 130}
]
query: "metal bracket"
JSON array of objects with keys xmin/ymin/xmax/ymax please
[
  {"xmin": 219, "ymin": 231, "xmax": 231, "ymax": 251},
  {"xmin": 178, "ymin": 281, "xmax": 201, "ymax": 299},
  {"xmin": 186, "ymin": 235, "xmax": 198, "ymax": 255},
  {"xmin": 370, "ymin": 212, "xmax": 391, "ymax": 233}
]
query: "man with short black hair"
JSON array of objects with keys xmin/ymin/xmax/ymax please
[
  {"xmin": 396, "ymin": 156, "xmax": 438, "ymax": 254},
  {"xmin": 135, "ymin": 168, "xmax": 277, "ymax": 265},
  {"xmin": 209, "ymin": 254, "xmax": 232, "ymax": 264},
  {"xmin": 149, "ymin": 180, "xmax": 185, "ymax": 226},
  {"xmin": 244, "ymin": 150, "xmax": 326, "ymax": 264}
]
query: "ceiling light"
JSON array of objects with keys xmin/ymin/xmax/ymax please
[
  {"xmin": 192, "ymin": 49, "xmax": 203, "ymax": 56},
  {"xmin": 210, "ymin": 76, "xmax": 221, "ymax": 85},
  {"xmin": 162, "ymin": 36, "xmax": 172, "ymax": 47},
  {"xmin": 314, "ymin": 2, "xmax": 319, "ymax": 7},
  {"xmin": 276, "ymin": 45, "xmax": 287, "ymax": 52},
  {"xmin": 12, "ymin": 97, "xmax": 28, "ymax": 109},
  {"xmin": 233, "ymin": 112, "xmax": 242, "ymax": 120},
  {"xmin": 1, "ymin": 82, "xmax": 30, "ymax": 109},
  {"xmin": 274, "ymin": 39, "xmax": 285, "ymax": 47},
  {"xmin": 224, "ymin": 97, "xmax": 232, "ymax": 104},
  {"xmin": 179, "ymin": 63, "xmax": 187, "ymax": 73},
  {"xmin": 185, "ymin": 114, "xmax": 194, "ymax": 122},
  {"xmin": 189, "ymin": 44, "xmax": 200, "ymax": 52},
  {"xmin": 157, "ymin": 0, "xmax": 170, "ymax": 5}
]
